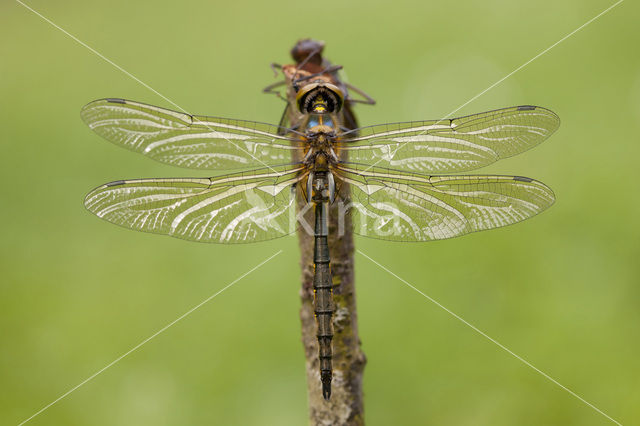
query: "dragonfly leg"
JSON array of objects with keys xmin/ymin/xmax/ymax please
[
  {"xmin": 262, "ymin": 79, "xmax": 288, "ymax": 102},
  {"xmin": 345, "ymin": 82, "xmax": 376, "ymax": 105}
]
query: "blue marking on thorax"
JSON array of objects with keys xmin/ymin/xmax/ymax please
[
  {"xmin": 307, "ymin": 117, "xmax": 319, "ymax": 129},
  {"xmin": 306, "ymin": 115, "xmax": 335, "ymax": 130}
]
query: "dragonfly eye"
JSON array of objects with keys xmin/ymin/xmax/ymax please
[{"xmin": 296, "ymin": 83, "xmax": 344, "ymax": 115}]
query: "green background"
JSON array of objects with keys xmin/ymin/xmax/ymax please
[{"xmin": 2, "ymin": 0, "xmax": 638, "ymax": 424}]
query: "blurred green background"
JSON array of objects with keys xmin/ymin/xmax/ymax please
[{"xmin": 1, "ymin": 0, "xmax": 638, "ymax": 424}]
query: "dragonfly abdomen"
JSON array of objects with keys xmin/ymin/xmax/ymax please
[{"xmin": 313, "ymin": 188, "xmax": 334, "ymax": 400}]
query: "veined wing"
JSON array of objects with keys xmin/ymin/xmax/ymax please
[
  {"xmin": 337, "ymin": 106, "xmax": 559, "ymax": 173},
  {"xmin": 333, "ymin": 165, "xmax": 554, "ymax": 242},
  {"xmin": 84, "ymin": 166, "xmax": 305, "ymax": 243},
  {"xmin": 81, "ymin": 98, "xmax": 304, "ymax": 170}
]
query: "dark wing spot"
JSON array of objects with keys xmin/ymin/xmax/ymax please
[
  {"xmin": 513, "ymin": 176, "xmax": 533, "ymax": 182},
  {"xmin": 517, "ymin": 105, "xmax": 536, "ymax": 111},
  {"xmin": 105, "ymin": 180, "xmax": 126, "ymax": 187},
  {"xmin": 106, "ymin": 98, "xmax": 126, "ymax": 104}
]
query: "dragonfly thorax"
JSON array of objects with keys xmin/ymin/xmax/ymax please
[{"xmin": 301, "ymin": 123, "xmax": 340, "ymax": 168}]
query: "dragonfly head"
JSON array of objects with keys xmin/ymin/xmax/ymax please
[{"xmin": 296, "ymin": 82, "xmax": 344, "ymax": 115}]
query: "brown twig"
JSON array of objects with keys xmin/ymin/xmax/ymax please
[{"xmin": 297, "ymin": 182, "xmax": 366, "ymax": 425}]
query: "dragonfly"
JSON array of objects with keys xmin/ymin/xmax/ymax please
[
  {"xmin": 82, "ymin": 41, "xmax": 559, "ymax": 400},
  {"xmin": 263, "ymin": 38, "xmax": 376, "ymax": 132}
]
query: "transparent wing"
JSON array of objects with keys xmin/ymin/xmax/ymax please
[
  {"xmin": 84, "ymin": 166, "xmax": 305, "ymax": 243},
  {"xmin": 334, "ymin": 165, "xmax": 554, "ymax": 241},
  {"xmin": 338, "ymin": 106, "xmax": 559, "ymax": 173},
  {"xmin": 81, "ymin": 98, "xmax": 304, "ymax": 170}
]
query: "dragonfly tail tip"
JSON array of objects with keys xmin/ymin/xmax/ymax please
[{"xmin": 322, "ymin": 384, "xmax": 331, "ymax": 400}]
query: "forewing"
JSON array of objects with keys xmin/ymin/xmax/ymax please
[
  {"xmin": 84, "ymin": 166, "xmax": 304, "ymax": 243},
  {"xmin": 334, "ymin": 165, "xmax": 554, "ymax": 241},
  {"xmin": 338, "ymin": 106, "xmax": 559, "ymax": 173},
  {"xmin": 81, "ymin": 98, "xmax": 304, "ymax": 170}
]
